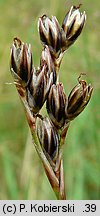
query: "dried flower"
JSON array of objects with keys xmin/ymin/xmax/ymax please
[
  {"xmin": 27, "ymin": 47, "xmax": 56, "ymax": 114},
  {"xmin": 10, "ymin": 37, "xmax": 32, "ymax": 86},
  {"xmin": 61, "ymin": 5, "xmax": 86, "ymax": 50},
  {"xmin": 38, "ymin": 15, "xmax": 61, "ymax": 56},
  {"xmin": 37, "ymin": 117, "xmax": 59, "ymax": 161},
  {"xmin": 65, "ymin": 76, "xmax": 93, "ymax": 121},
  {"xmin": 40, "ymin": 45, "xmax": 56, "ymax": 78},
  {"xmin": 47, "ymin": 83, "xmax": 67, "ymax": 128},
  {"xmin": 38, "ymin": 6, "xmax": 86, "ymax": 56}
]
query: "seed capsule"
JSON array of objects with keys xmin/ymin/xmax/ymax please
[
  {"xmin": 38, "ymin": 6, "xmax": 86, "ymax": 56},
  {"xmin": 47, "ymin": 83, "xmax": 67, "ymax": 128},
  {"xmin": 65, "ymin": 77, "xmax": 93, "ymax": 120},
  {"xmin": 61, "ymin": 5, "xmax": 86, "ymax": 50},
  {"xmin": 27, "ymin": 47, "xmax": 56, "ymax": 114},
  {"xmin": 38, "ymin": 15, "xmax": 61, "ymax": 56},
  {"xmin": 10, "ymin": 37, "xmax": 33, "ymax": 86},
  {"xmin": 40, "ymin": 45, "xmax": 56, "ymax": 79},
  {"xmin": 36, "ymin": 117, "xmax": 59, "ymax": 161}
]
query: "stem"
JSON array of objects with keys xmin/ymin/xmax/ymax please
[
  {"xmin": 59, "ymin": 159, "xmax": 66, "ymax": 199},
  {"xmin": 21, "ymin": 100, "xmax": 60, "ymax": 198},
  {"xmin": 13, "ymin": 72, "xmax": 69, "ymax": 200},
  {"xmin": 14, "ymin": 79, "xmax": 61, "ymax": 199},
  {"xmin": 54, "ymin": 122, "xmax": 70, "ymax": 199},
  {"xmin": 54, "ymin": 52, "xmax": 64, "ymax": 77}
]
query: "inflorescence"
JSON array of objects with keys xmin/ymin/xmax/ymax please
[{"xmin": 10, "ymin": 5, "xmax": 93, "ymax": 199}]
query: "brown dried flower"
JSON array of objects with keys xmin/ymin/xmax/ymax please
[
  {"xmin": 27, "ymin": 46, "xmax": 56, "ymax": 114},
  {"xmin": 61, "ymin": 6, "xmax": 86, "ymax": 50},
  {"xmin": 10, "ymin": 37, "xmax": 32, "ymax": 86},
  {"xmin": 36, "ymin": 117, "xmax": 59, "ymax": 161},
  {"xmin": 47, "ymin": 83, "xmax": 67, "ymax": 128},
  {"xmin": 65, "ymin": 76, "xmax": 93, "ymax": 121}
]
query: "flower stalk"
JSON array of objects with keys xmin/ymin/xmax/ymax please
[{"xmin": 10, "ymin": 5, "xmax": 93, "ymax": 199}]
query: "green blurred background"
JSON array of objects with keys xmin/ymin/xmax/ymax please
[{"xmin": 0, "ymin": 0, "xmax": 100, "ymax": 200}]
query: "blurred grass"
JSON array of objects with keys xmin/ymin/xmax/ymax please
[{"xmin": 0, "ymin": 0, "xmax": 100, "ymax": 199}]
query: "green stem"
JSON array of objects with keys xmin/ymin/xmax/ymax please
[
  {"xmin": 21, "ymin": 97, "xmax": 60, "ymax": 198},
  {"xmin": 13, "ymin": 75, "xmax": 68, "ymax": 200}
]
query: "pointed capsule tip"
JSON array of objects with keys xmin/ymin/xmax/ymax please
[
  {"xmin": 73, "ymin": 4, "xmax": 82, "ymax": 10},
  {"xmin": 41, "ymin": 14, "xmax": 47, "ymax": 19},
  {"xmin": 13, "ymin": 37, "xmax": 22, "ymax": 46},
  {"xmin": 77, "ymin": 73, "xmax": 86, "ymax": 84}
]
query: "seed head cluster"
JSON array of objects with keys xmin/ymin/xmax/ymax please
[{"xmin": 10, "ymin": 5, "xmax": 93, "ymax": 199}]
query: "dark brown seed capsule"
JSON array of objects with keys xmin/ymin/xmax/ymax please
[
  {"xmin": 36, "ymin": 117, "xmax": 59, "ymax": 161},
  {"xmin": 47, "ymin": 83, "xmax": 67, "ymax": 128},
  {"xmin": 10, "ymin": 37, "xmax": 33, "ymax": 86},
  {"xmin": 38, "ymin": 15, "xmax": 61, "ymax": 55},
  {"xmin": 65, "ymin": 78, "xmax": 93, "ymax": 120},
  {"xmin": 61, "ymin": 6, "xmax": 86, "ymax": 50},
  {"xmin": 27, "ymin": 47, "xmax": 56, "ymax": 114}
]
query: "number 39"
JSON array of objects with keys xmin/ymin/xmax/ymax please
[{"xmin": 85, "ymin": 204, "xmax": 96, "ymax": 212}]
